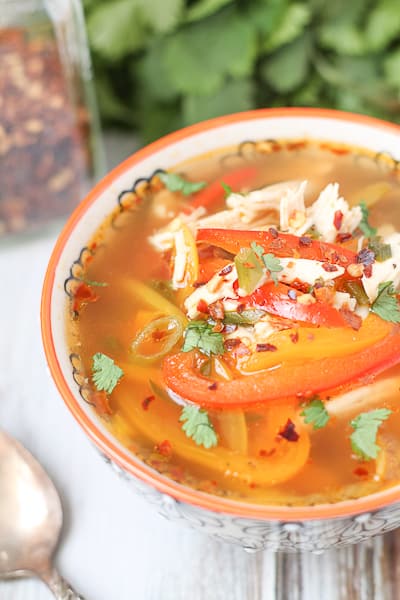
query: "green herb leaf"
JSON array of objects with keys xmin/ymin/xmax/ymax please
[
  {"xmin": 250, "ymin": 242, "xmax": 283, "ymax": 285},
  {"xmin": 250, "ymin": 241, "xmax": 265, "ymax": 259},
  {"xmin": 180, "ymin": 405, "xmax": 218, "ymax": 448},
  {"xmin": 182, "ymin": 321, "xmax": 224, "ymax": 356},
  {"xmin": 368, "ymin": 239, "xmax": 392, "ymax": 262},
  {"xmin": 224, "ymin": 309, "xmax": 266, "ymax": 325},
  {"xmin": 359, "ymin": 201, "xmax": 377, "ymax": 238},
  {"xmin": 261, "ymin": 34, "xmax": 311, "ymax": 93},
  {"xmin": 182, "ymin": 78, "xmax": 254, "ymax": 125},
  {"xmin": 262, "ymin": 253, "xmax": 284, "ymax": 284},
  {"xmin": 371, "ymin": 281, "xmax": 400, "ymax": 323},
  {"xmin": 158, "ymin": 172, "xmax": 206, "ymax": 196},
  {"xmin": 350, "ymin": 408, "xmax": 392, "ymax": 460},
  {"xmin": 221, "ymin": 181, "xmax": 233, "ymax": 198},
  {"xmin": 301, "ymin": 398, "xmax": 330, "ymax": 430},
  {"xmin": 235, "ymin": 247, "xmax": 264, "ymax": 294},
  {"xmin": 92, "ymin": 353, "xmax": 124, "ymax": 394}
]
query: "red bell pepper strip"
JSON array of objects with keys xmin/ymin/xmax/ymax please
[
  {"xmin": 162, "ymin": 323, "xmax": 400, "ymax": 409},
  {"xmin": 190, "ymin": 167, "xmax": 258, "ymax": 210},
  {"xmin": 196, "ymin": 228, "xmax": 358, "ymax": 268},
  {"xmin": 243, "ymin": 281, "xmax": 352, "ymax": 328}
]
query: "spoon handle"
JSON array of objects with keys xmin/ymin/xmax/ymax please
[{"xmin": 40, "ymin": 567, "xmax": 85, "ymax": 600}]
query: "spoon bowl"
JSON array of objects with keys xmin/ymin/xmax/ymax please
[{"xmin": 0, "ymin": 430, "xmax": 84, "ymax": 599}]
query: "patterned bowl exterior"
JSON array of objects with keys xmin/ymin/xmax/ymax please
[
  {"xmin": 101, "ymin": 451, "xmax": 400, "ymax": 553},
  {"xmin": 41, "ymin": 108, "xmax": 400, "ymax": 554}
]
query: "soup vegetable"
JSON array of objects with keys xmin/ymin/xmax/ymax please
[{"xmin": 68, "ymin": 139, "xmax": 400, "ymax": 506}]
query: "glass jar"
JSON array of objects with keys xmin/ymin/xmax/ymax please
[{"xmin": 0, "ymin": 0, "xmax": 104, "ymax": 237}]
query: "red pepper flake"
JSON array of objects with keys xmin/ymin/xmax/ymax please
[
  {"xmin": 209, "ymin": 299, "xmax": 225, "ymax": 321},
  {"xmin": 152, "ymin": 329, "xmax": 167, "ymax": 342},
  {"xmin": 339, "ymin": 308, "xmax": 362, "ymax": 331},
  {"xmin": 72, "ymin": 282, "xmax": 99, "ymax": 313},
  {"xmin": 155, "ymin": 439, "xmax": 173, "ymax": 457},
  {"xmin": 259, "ymin": 448, "xmax": 277, "ymax": 457},
  {"xmin": 142, "ymin": 395, "xmax": 155, "ymax": 411},
  {"xmin": 236, "ymin": 303, "xmax": 246, "ymax": 313},
  {"xmin": 193, "ymin": 281, "xmax": 206, "ymax": 288},
  {"xmin": 353, "ymin": 466, "xmax": 369, "ymax": 477},
  {"xmin": 212, "ymin": 321, "xmax": 224, "ymax": 333},
  {"xmin": 219, "ymin": 264, "xmax": 233, "ymax": 276},
  {"xmin": 336, "ymin": 232, "xmax": 353, "ymax": 243},
  {"xmin": 363, "ymin": 264, "xmax": 373, "ymax": 278},
  {"xmin": 299, "ymin": 236, "xmax": 312, "ymax": 246},
  {"xmin": 333, "ymin": 210, "xmax": 343, "ymax": 230},
  {"xmin": 208, "ymin": 382, "xmax": 218, "ymax": 390},
  {"xmin": 278, "ymin": 419, "xmax": 299, "ymax": 442},
  {"xmin": 290, "ymin": 331, "xmax": 299, "ymax": 344},
  {"xmin": 322, "ymin": 263, "xmax": 338, "ymax": 272},
  {"xmin": 224, "ymin": 338, "xmax": 241, "ymax": 351},
  {"xmin": 357, "ymin": 247, "xmax": 375, "ymax": 266},
  {"xmin": 256, "ymin": 343, "xmax": 278, "ymax": 352},
  {"xmin": 269, "ymin": 227, "xmax": 279, "ymax": 238},
  {"xmin": 196, "ymin": 299, "xmax": 209, "ymax": 313},
  {"xmin": 287, "ymin": 289, "xmax": 297, "ymax": 300}
]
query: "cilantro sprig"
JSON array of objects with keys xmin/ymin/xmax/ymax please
[
  {"xmin": 180, "ymin": 405, "xmax": 218, "ymax": 449},
  {"xmin": 358, "ymin": 201, "xmax": 377, "ymax": 238},
  {"xmin": 350, "ymin": 408, "xmax": 392, "ymax": 460},
  {"xmin": 159, "ymin": 172, "xmax": 206, "ymax": 196},
  {"xmin": 182, "ymin": 321, "xmax": 224, "ymax": 356},
  {"xmin": 301, "ymin": 398, "xmax": 330, "ymax": 430},
  {"xmin": 370, "ymin": 281, "xmax": 400, "ymax": 323},
  {"xmin": 251, "ymin": 242, "xmax": 283, "ymax": 285},
  {"xmin": 92, "ymin": 352, "xmax": 124, "ymax": 394}
]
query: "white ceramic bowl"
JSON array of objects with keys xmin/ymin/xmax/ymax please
[{"xmin": 42, "ymin": 108, "xmax": 400, "ymax": 552}]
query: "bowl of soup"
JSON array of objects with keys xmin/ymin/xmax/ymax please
[{"xmin": 41, "ymin": 108, "xmax": 400, "ymax": 552}]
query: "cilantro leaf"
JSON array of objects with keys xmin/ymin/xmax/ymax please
[
  {"xmin": 350, "ymin": 408, "xmax": 392, "ymax": 460},
  {"xmin": 92, "ymin": 353, "xmax": 124, "ymax": 394},
  {"xmin": 158, "ymin": 172, "xmax": 206, "ymax": 196},
  {"xmin": 180, "ymin": 405, "xmax": 218, "ymax": 449},
  {"xmin": 358, "ymin": 201, "xmax": 377, "ymax": 238},
  {"xmin": 250, "ymin": 243, "xmax": 283, "ymax": 285},
  {"xmin": 301, "ymin": 398, "xmax": 330, "ymax": 430},
  {"xmin": 250, "ymin": 241, "xmax": 265, "ymax": 259},
  {"xmin": 221, "ymin": 181, "xmax": 233, "ymax": 198},
  {"xmin": 235, "ymin": 247, "xmax": 264, "ymax": 294},
  {"xmin": 182, "ymin": 321, "xmax": 224, "ymax": 356},
  {"xmin": 371, "ymin": 281, "xmax": 400, "ymax": 323},
  {"xmin": 262, "ymin": 253, "xmax": 284, "ymax": 285}
]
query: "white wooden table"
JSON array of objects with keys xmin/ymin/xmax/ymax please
[{"xmin": 0, "ymin": 135, "xmax": 399, "ymax": 600}]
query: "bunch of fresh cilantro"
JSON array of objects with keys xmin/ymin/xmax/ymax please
[{"xmin": 83, "ymin": 0, "xmax": 400, "ymax": 143}]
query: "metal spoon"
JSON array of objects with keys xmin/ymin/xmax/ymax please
[{"xmin": 0, "ymin": 430, "xmax": 84, "ymax": 599}]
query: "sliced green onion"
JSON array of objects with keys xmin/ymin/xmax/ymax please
[
  {"xmin": 344, "ymin": 280, "xmax": 369, "ymax": 305},
  {"xmin": 234, "ymin": 247, "xmax": 264, "ymax": 294},
  {"xmin": 130, "ymin": 315, "xmax": 184, "ymax": 362},
  {"xmin": 368, "ymin": 239, "xmax": 392, "ymax": 262},
  {"xmin": 224, "ymin": 309, "xmax": 266, "ymax": 325}
]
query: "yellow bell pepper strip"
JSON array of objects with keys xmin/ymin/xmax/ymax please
[
  {"xmin": 162, "ymin": 319, "xmax": 400, "ymax": 409},
  {"xmin": 114, "ymin": 380, "xmax": 310, "ymax": 486}
]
